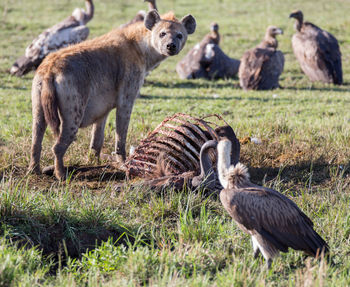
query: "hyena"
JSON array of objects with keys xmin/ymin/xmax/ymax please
[{"xmin": 28, "ymin": 10, "xmax": 196, "ymax": 180}]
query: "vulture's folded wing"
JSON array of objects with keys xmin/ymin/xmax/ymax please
[{"xmin": 221, "ymin": 187, "xmax": 328, "ymax": 255}]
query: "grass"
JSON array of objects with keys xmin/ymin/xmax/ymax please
[{"xmin": 1, "ymin": 0, "xmax": 350, "ymax": 286}]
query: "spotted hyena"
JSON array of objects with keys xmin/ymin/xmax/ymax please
[{"xmin": 28, "ymin": 9, "xmax": 196, "ymax": 180}]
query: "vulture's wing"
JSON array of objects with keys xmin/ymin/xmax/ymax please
[
  {"xmin": 207, "ymin": 45, "xmax": 240, "ymax": 79},
  {"xmin": 121, "ymin": 11, "xmax": 146, "ymax": 28},
  {"xmin": 176, "ymin": 43, "xmax": 209, "ymax": 79},
  {"xmin": 315, "ymin": 28, "xmax": 342, "ymax": 84},
  {"xmin": 176, "ymin": 30, "xmax": 224, "ymax": 80},
  {"xmin": 292, "ymin": 31, "xmax": 323, "ymax": 82},
  {"xmin": 257, "ymin": 50, "xmax": 284, "ymax": 89},
  {"xmin": 221, "ymin": 187, "xmax": 328, "ymax": 255},
  {"xmin": 25, "ymin": 16, "xmax": 86, "ymax": 60},
  {"xmin": 50, "ymin": 15, "xmax": 82, "ymax": 33},
  {"xmin": 293, "ymin": 23, "xmax": 342, "ymax": 84},
  {"xmin": 239, "ymin": 48, "xmax": 274, "ymax": 90}
]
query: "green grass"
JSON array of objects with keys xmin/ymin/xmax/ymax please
[{"xmin": 1, "ymin": 0, "xmax": 350, "ymax": 286}]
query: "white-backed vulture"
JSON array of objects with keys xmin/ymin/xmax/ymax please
[
  {"xmin": 239, "ymin": 26, "xmax": 284, "ymax": 90},
  {"xmin": 217, "ymin": 139, "xmax": 329, "ymax": 268},
  {"xmin": 289, "ymin": 10, "xmax": 342, "ymax": 85},
  {"xmin": 176, "ymin": 23, "xmax": 240, "ymax": 80},
  {"xmin": 10, "ymin": 0, "xmax": 94, "ymax": 77},
  {"xmin": 122, "ymin": 0, "xmax": 158, "ymax": 28}
]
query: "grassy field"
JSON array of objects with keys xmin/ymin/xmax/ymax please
[{"xmin": 1, "ymin": 0, "xmax": 350, "ymax": 286}]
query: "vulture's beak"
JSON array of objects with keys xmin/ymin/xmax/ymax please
[
  {"xmin": 289, "ymin": 13, "xmax": 296, "ymax": 19},
  {"xmin": 276, "ymin": 28, "xmax": 283, "ymax": 35}
]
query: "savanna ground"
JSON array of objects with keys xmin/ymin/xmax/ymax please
[{"xmin": 0, "ymin": 0, "xmax": 350, "ymax": 286}]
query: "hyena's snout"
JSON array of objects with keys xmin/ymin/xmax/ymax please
[
  {"xmin": 165, "ymin": 36, "xmax": 184, "ymax": 56},
  {"xmin": 166, "ymin": 42, "xmax": 178, "ymax": 55}
]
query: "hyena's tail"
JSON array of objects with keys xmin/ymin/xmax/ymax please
[{"xmin": 41, "ymin": 73, "xmax": 60, "ymax": 137}]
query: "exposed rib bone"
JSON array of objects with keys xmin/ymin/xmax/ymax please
[{"xmin": 124, "ymin": 113, "xmax": 240, "ymax": 192}]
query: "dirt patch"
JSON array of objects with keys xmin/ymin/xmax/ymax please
[{"xmin": 1, "ymin": 215, "xmax": 141, "ymax": 272}]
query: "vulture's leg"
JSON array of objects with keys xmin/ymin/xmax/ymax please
[
  {"xmin": 253, "ymin": 235, "xmax": 274, "ymax": 268},
  {"xmin": 252, "ymin": 236, "xmax": 261, "ymax": 258},
  {"xmin": 267, "ymin": 258, "xmax": 273, "ymax": 269},
  {"xmin": 89, "ymin": 115, "xmax": 108, "ymax": 163}
]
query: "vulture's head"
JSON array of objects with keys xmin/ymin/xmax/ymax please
[
  {"xmin": 289, "ymin": 10, "xmax": 303, "ymax": 22},
  {"xmin": 210, "ymin": 22, "xmax": 219, "ymax": 32},
  {"xmin": 215, "ymin": 125, "xmax": 240, "ymax": 166},
  {"xmin": 266, "ymin": 26, "xmax": 283, "ymax": 38}
]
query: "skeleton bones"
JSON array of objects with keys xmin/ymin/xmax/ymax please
[{"xmin": 123, "ymin": 113, "xmax": 240, "ymax": 191}]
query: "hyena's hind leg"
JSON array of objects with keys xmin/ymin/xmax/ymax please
[
  {"xmin": 89, "ymin": 115, "xmax": 108, "ymax": 163},
  {"xmin": 52, "ymin": 122, "xmax": 79, "ymax": 180},
  {"xmin": 28, "ymin": 77, "xmax": 47, "ymax": 174}
]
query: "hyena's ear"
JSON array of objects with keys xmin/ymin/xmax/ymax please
[
  {"xmin": 145, "ymin": 9, "xmax": 161, "ymax": 31},
  {"xmin": 181, "ymin": 15, "xmax": 196, "ymax": 35}
]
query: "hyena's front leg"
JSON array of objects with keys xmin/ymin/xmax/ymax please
[
  {"xmin": 114, "ymin": 87, "xmax": 140, "ymax": 162},
  {"xmin": 89, "ymin": 115, "xmax": 108, "ymax": 162},
  {"xmin": 114, "ymin": 104, "xmax": 133, "ymax": 163}
]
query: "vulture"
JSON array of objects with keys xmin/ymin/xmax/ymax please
[
  {"xmin": 176, "ymin": 23, "xmax": 240, "ymax": 80},
  {"xmin": 122, "ymin": 0, "xmax": 158, "ymax": 28},
  {"xmin": 217, "ymin": 139, "xmax": 329, "ymax": 268},
  {"xmin": 10, "ymin": 0, "xmax": 94, "ymax": 77},
  {"xmin": 289, "ymin": 10, "xmax": 343, "ymax": 85},
  {"xmin": 238, "ymin": 26, "xmax": 284, "ymax": 90}
]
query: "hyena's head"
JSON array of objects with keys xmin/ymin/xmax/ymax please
[{"xmin": 144, "ymin": 10, "xmax": 196, "ymax": 56}]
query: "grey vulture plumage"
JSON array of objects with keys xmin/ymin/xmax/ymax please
[
  {"xmin": 217, "ymin": 139, "xmax": 329, "ymax": 268},
  {"xmin": 239, "ymin": 26, "xmax": 284, "ymax": 90},
  {"xmin": 289, "ymin": 10, "xmax": 342, "ymax": 85},
  {"xmin": 176, "ymin": 23, "xmax": 240, "ymax": 80},
  {"xmin": 10, "ymin": 0, "xmax": 94, "ymax": 77},
  {"xmin": 122, "ymin": 0, "xmax": 158, "ymax": 28},
  {"xmin": 121, "ymin": 114, "xmax": 240, "ymax": 192}
]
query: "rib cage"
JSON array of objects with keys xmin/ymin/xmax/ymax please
[{"xmin": 125, "ymin": 113, "xmax": 234, "ymax": 180}]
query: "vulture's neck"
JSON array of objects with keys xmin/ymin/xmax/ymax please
[
  {"xmin": 146, "ymin": 0, "xmax": 157, "ymax": 11},
  {"xmin": 217, "ymin": 140, "xmax": 250, "ymax": 190},
  {"xmin": 217, "ymin": 140, "xmax": 232, "ymax": 189},
  {"xmin": 191, "ymin": 140, "xmax": 217, "ymax": 189},
  {"xmin": 295, "ymin": 17, "xmax": 303, "ymax": 32},
  {"xmin": 210, "ymin": 30, "xmax": 220, "ymax": 45},
  {"xmin": 84, "ymin": 0, "xmax": 94, "ymax": 23},
  {"xmin": 261, "ymin": 35, "xmax": 278, "ymax": 49},
  {"xmin": 149, "ymin": 2, "xmax": 157, "ymax": 11}
]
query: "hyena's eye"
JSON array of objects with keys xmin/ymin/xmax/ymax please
[
  {"xmin": 159, "ymin": 32, "xmax": 166, "ymax": 38},
  {"xmin": 176, "ymin": 33, "xmax": 183, "ymax": 40}
]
